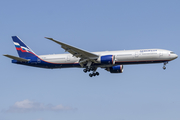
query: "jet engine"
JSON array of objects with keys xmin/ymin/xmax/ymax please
[
  {"xmin": 106, "ymin": 65, "xmax": 123, "ymax": 73},
  {"xmin": 97, "ymin": 55, "xmax": 115, "ymax": 65}
]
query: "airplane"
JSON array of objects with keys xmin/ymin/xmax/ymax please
[{"xmin": 4, "ymin": 36, "xmax": 178, "ymax": 77}]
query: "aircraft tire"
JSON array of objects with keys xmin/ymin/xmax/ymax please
[
  {"xmin": 83, "ymin": 69, "xmax": 87, "ymax": 73},
  {"xmin": 163, "ymin": 66, "xmax": 166, "ymax": 70},
  {"xmin": 87, "ymin": 68, "xmax": 90, "ymax": 72},
  {"xmin": 93, "ymin": 73, "xmax": 96, "ymax": 76},
  {"xmin": 89, "ymin": 73, "xmax": 93, "ymax": 77}
]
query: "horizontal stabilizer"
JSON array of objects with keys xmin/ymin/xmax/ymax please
[{"xmin": 3, "ymin": 54, "xmax": 30, "ymax": 62}]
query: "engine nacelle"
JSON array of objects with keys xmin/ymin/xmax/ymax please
[
  {"xmin": 97, "ymin": 55, "xmax": 115, "ymax": 65},
  {"xmin": 106, "ymin": 65, "xmax": 123, "ymax": 73}
]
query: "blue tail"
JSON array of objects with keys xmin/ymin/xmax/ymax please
[{"xmin": 12, "ymin": 36, "xmax": 37, "ymax": 58}]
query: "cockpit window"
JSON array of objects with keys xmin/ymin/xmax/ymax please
[{"xmin": 170, "ymin": 52, "xmax": 175, "ymax": 54}]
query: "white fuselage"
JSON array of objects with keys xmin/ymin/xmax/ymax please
[{"xmin": 38, "ymin": 49, "xmax": 177, "ymax": 68}]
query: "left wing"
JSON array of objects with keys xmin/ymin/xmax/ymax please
[{"xmin": 45, "ymin": 37, "xmax": 99, "ymax": 60}]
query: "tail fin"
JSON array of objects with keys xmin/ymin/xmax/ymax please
[{"xmin": 12, "ymin": 36, "xmax": 37, "ymax": 58}]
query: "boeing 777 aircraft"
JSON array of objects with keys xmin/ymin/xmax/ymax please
[{"xmin": 4, "ymin": 36, "xmax": 178, "ymax": 77}]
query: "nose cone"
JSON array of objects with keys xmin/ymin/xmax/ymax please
[
  {"xmin": 175, "ymin": 54, "xmax": 178, "ymax": 59},
  {"xmin": 169, "ymin": 52, "xmax": 178, "ymax": 60},
  {"xmin": 172, "ymin": 54, "xmax": 178, "ymax": 60}
]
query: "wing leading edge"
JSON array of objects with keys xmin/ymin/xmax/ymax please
[{"xmin": 45, "ymin": 37, "xmax": 99, "ymax": 60}]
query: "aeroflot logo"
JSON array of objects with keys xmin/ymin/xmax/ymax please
[
  {"xmin": 14, "ymin": 42, "xmax": 32, "ymax": 53},
  {"xmin": 140, "ymin": 50, "xmax": 157, "ymax": 52}
]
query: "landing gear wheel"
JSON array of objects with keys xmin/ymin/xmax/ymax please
[
  {"xmin": 93, "ymin": 73, "xmax": 96, "ymax": 76},
  {"xmin": 89, "ymin": 73, "xmax": 93, "ymax": 77},
  {"xmin": 83, "ymin": 69, "xmax": 87, "ymax": 73},
  {"xmin": 87, "ymin": 68, "xmax": 90, "ymax": 72},
  {"xmin": 163, "ymin": 66, "xmax": 166, "ymax": 70},
  {"xmin": 96, "ymin": 72, "xmax": 99, "ymax": 76},
  {"xmin": 163, "ymin": 62, "xmax": 168, "ymax": 70}
]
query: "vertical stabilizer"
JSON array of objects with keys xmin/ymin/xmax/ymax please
[{"xmin": 12, "ymin": 36, "xmax": 37, "ymax": 58}]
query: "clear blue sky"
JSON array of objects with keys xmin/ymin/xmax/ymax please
[{"xmin": 0, "ymin": 0, "xmax": 180, "ymax": 120}]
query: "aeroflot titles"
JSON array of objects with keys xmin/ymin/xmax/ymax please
[{"xmin": 140, "ymin": 50, "xmax": 157, "ymax": 52}]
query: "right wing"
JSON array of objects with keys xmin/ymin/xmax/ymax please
[
  {"xmin": 3, "ymin": 54, "xmax": 30, "ymax": 62},
  {"xmin": 45, "ymin": 37, "xmax": 99, "ymax": 60}
]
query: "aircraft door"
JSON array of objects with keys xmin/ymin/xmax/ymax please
[
  {"xmin": 67, "ymin": 55, "xmax": 70, "ymax": 61},
  {"xmin": 135, "ymin": 52, "xmax": 140, "ymax": 57},
  {"xmin": 159, "ymin": 52, "xmax": 163, "ymax": 57},
  {"xmin": 134, "ymin": 52, "xmax": 140, "ymax": 61}
]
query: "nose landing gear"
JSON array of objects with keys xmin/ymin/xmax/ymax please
[
  {"xmin": 163, "ymin": 62, "xmax": 168, "ymax": 70},
  {"xmin": 163, "ymin": 66, "xmax": 166, "ymax": 70}
]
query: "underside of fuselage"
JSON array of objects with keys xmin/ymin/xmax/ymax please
[{"xmin": 13, "ymin": 59, "xmax": 169, "ymax": 69}]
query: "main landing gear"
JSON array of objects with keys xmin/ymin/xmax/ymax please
[
  {"xmin": 83, "ymin": 61, "xmax": 99, "ymax": 77},
  {"xmin": 83, "ymin": 67, "xmax": 99, "ymax": 77},
  {"xmin": 163, "ymin": 62, "xmax": 168, "ymax": 70},
  {"xmin": 89, "ymin": 72, "xmax": 99, "ymax": 77}
]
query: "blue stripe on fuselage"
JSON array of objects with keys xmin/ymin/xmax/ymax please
[
  {"xmin": 12, "ymin": 55, "xmax": 81, "ymax": 69},
  {"xmin": 12, "ymin": 57, "xmax": 169, "ymax": 69},
  {"xmin": 12, "ymin": 60, "xmax": 80, "ymax": 69}
]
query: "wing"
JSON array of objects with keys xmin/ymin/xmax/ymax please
[
  {"xmin": 3, "ymin": 54, "xmax": 30, "ymax": 62},
  {"xmin": 45, "ymin": 37, "xmax": 99, "ymax": 60}
]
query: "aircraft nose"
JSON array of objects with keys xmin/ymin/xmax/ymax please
[{"xmin": 175, "ymin": 54, "xmax": 178, "ymax": 59}]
